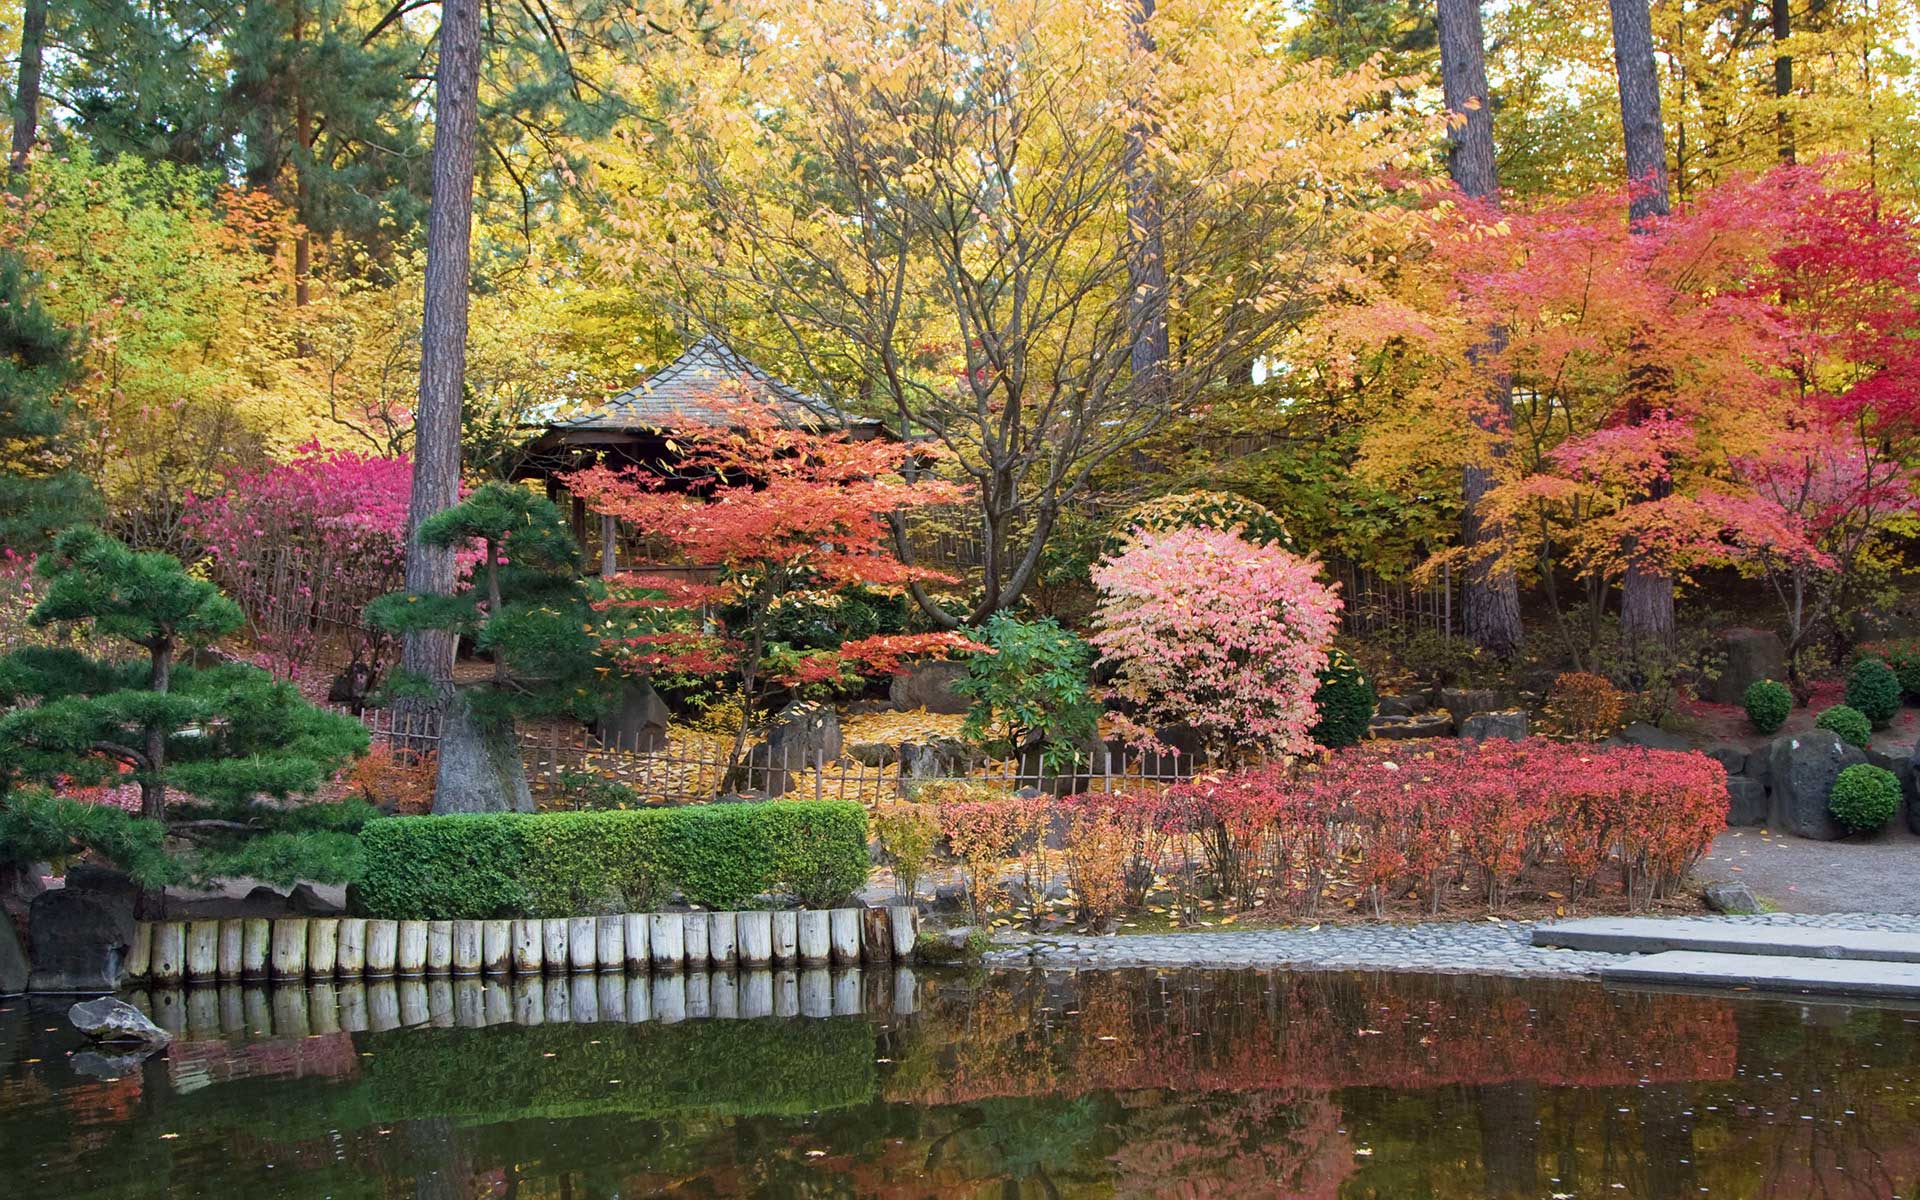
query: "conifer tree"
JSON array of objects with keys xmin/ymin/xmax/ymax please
[
  {"xmin": 0, "ymin": 252, "xmax": 96, "ymax": 550},
  {"xmin": 0, "ymin": 528, "xmax": 370, "ymax": 887},
  {"xmin": 371, "ymin": 483, "xmax": 605, "ymax": 814}
]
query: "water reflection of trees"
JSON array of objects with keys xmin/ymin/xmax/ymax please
[{"xmin": 3, "ymin": 975, "xmax": 1919, "ymax": 1199}]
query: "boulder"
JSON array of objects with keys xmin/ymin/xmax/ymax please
[
  {"xmin": 240, "ymin": 885, "xmax": 296, "ymax": 916},
  {"xmin": 1375, "ymin": 693, "xmax": 1427, "ymax": 718},
  {"xmin": 1706, "ymin": 628, "xmax": 1786, "ymax": 706},
  {"xmin": 69, "ymin": 997, "xmax": 171, "ymax": 1047},
  {"xmin": 1369, "ymin": 712, "xmax": 1455, "ymax": 741},
  {"xmin": 1438, "ymin": 688, "xmax": 1504, "ymax": 722},
  {"xmin": 741, "ymin": 701, "xmax": 843, "ymax": 797},
  {"xmin": 591, "ymin": 680, "xmax": 671, "ymax": 751},
  {"xmin": 847, "ymin": 741, "xmax": 899, "ymax": 768},
  {"xmin": 288, "ymin": 883, "xmax": 343, "ymax": 916},
  {"xmin": 1703, "ymin": 744, "xmax": 1748, "ymax": 775},
  {"xmin": 899, "ymin": 737, "xmax": 978, "ymax": 781},
  {"xmin": 27, "ymin": 885, "xmax": 136, "ymax": 994},
  {"xmin": 1767, "ymin": 729, "xmax": 1866, "ymax": 841},
  {"xmin": 1616, "ymin": 722, "xmax": 1692, "ymax": 752},
  {"xmin": 1907, "ymin": 739, "xmax": 1920, "ymax": 836},
  {"xmin": 1724, "ymin": 776, "xmax": 1769, "ymax": 826},
  {"xmin": 1703, "ymin": 881, "xmax": 1763, "ymax": 915},
  {"xmin": 1460, "ymin": 710, "xmax": 1529, "ymax": 741},
  {"xmin": 930, "ymin": 882, "xmax": 969, "ymax": 913},
  {"xmin": 889, "ymin": 660, "xmax": 972, "ymax": 715},
  {"xmin": 1745, "ymin": 747, "xmax": 1773, "ymax": 791},
  {"xmin": 0, "ymin": 915, "xmax": 26, "ymax": 996}
]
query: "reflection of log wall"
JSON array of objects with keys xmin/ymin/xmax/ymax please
[
  {"xmin": 128, "ymin": 907, "xmax": 918, "ymax": 984},
  {"xmin": 130, "ymin": 966, "xmax": 917, "ymax": 1044}
]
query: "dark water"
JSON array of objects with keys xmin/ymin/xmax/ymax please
[{"xmin": 3, "ymin": 968, "xmax": 1917, "ymax": 1199}]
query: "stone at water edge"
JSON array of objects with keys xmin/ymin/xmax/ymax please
[
  {"xmin": 70, "ymin": 997, "xmax": 172, "ymax": 1047},
  {"xmin": 28, "ymin": 885, "xmax": 135, "ymax": 994},
  {"xmin": 71, "ymin": 1045, "xmax": 165, "ymax": 1079},
  {"xmin": 1702, "ymin": 881, "xmax": 1763, "ymax": 915}
]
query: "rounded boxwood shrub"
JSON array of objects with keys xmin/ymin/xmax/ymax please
[
  {"xmin": 1309, "ymin": 648, "xmax": 1376, "ymax": 749},
  {"xmin": 1829, "ymin": 763, "xmax": 1900, "ymax": 835},
  {"xmin": 1814, "ymin": 703, "xmax": 1872, "ymax": 749},
  {"xmin": 1860, "ymin": 638, "xmax": 1920, "ymax": 699},
  {"xmin": 1844, "ymin": 656, "xmax": 1902, "ymax": 729},
  {"xmin": 1742, "ymin": 679, "xmax": 1792, "ymax": 735}
]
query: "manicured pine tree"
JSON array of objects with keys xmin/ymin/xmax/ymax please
[
  {"xmin": 0, "ymin": 252, "xmax": 97, "ymax": 550},
  {"xmin": 0, "ymin": 528, "xmax": 370, "ymax": 888},
  {"xmin": 370, "ymin": 482, "xmax": 606, "ymax": 814}
]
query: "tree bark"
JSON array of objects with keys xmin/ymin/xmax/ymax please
[
  {"xmin": 8, "ymin": 0, "xmax": 46, "ymax": 181},
  {"xmin": 1124, "ymin": 0, "xmax": 1169, "ymax": 408},
  {"xmin": 1607, "ymin": 0, "xmax": 1677, "ymax": 644},
  {"xmin": 1773, "ymin": 0, "xmax": 1794, "ymax": 164},
  {"xmin": 1438, "ymin": 0, "xmax": 1523, "ymax": 655},
  {"xmin": 431, "ymin": 691, "xmax": 533, "ymax": 815},
  {"xmin": 402, "ymin": 0, "xmax": 482, "ymax": 695}
]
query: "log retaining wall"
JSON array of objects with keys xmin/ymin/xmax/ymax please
[{"xmin": 123, "ymin": 907, "xmax": 919, "ymax": 984}]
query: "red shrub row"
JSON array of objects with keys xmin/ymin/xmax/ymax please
[{"xmin": 1141, "ymin": 739, "xmax": 1728, "ymax": 914}]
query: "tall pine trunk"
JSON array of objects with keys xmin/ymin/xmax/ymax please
[
  {"xmin": 1607, "ymin": 0, "xmax": 1677, "ymax": 644},
  {"xmin": 8, "ymin": 0, "xmax": 46, "ymax": 181},
  {"xmin": 402, "ymin": 0, "xmax": 481, "ymax": 699},
  {"xmin": 1437, "ymin": 0, "xmax": 1523, "ymax": 656}
]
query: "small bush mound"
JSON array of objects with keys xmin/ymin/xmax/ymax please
[
  {"xmin": 1844, "ymin": 656, "xmax": 1902, "ymax": 728},
  {"xmin": 1858, "ymin": 639, "xmax": 1920, "ymax": 699},
  {"xmin": 1815, "ymin": 704, "xmax": 1872, "ymax": 748},
  {"xmin": 357, "ymin": 800, "xmax": 869, "ymax": 918},
  {"xmin": 1309, "ymin": 649, "xmax": 1377, "ymax": 749},
  {"xmin": 1742, "ymin": 679, "xmax": 1793, "ymax": 734},
  {"xmin": 1829, "ymin": 763, "xmax": 1900, "ymax": 835},
  {"xmin": 1542, "ymin": 671, "xmax": 1625, "ymax": 740}
]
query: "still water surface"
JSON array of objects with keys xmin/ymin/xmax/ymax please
[{"xmin": 2, "ymin": 967, "xmax": 1916, "ymax": 1198}]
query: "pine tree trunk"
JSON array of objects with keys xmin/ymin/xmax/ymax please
[
  {"xmin": 402, "ymin": 0, "xmax": 482, "ymax": 694},
  {"xmin": 1438, "ymin": 0, "xmax": 1523, "ymax": 655},
  {"xmin": 1607, "ymin": 0, "xmax": 1677, "ymax": 644},
  {"xmin": 8, "ymin": 0, "xmax": 46, "ymax": 180},
  {"xmin": 431, "ymin": 692, "xmax": 533, "ymax": 815}
]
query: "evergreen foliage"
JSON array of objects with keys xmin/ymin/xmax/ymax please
[
  {"xmin": 956, "ymin": 614, "xmax": 1102, "ymax": 771},
  {"xmin": 1742, "ymin": 679, "xmax": 1793, "ymax": 735},
  {"xmin": 1814, "ymin": 703, "xmax": 1872, "ymax": 748},
  {"xmin": 1844, "ymin": 655, "xmax": 1902, "ymax": 728},
  {"xmin": 0, "ymin": 252, "xmax": 96, "ymax": 550},
  {"xmin": 0, "ymin": 527, "xmax": 370, "ymax": 885},
  {"xmin": 1308, "ymin": 648, "xmax": 1377, "ymax": 749},
  {"xmin": 1829, "ymin": 763, "xmax": 1900, "ymax": 835}
]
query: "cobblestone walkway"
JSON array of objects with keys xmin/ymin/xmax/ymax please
[{"xmin": 983, "ymin": 912, "xmax": 1920, "ymax": 979}]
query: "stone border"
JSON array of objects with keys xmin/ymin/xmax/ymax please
[{"xmin": 125, "ymin": 907, "xmax": 919, "ymax": 985}]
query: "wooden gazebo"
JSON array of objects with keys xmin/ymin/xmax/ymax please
[{"xmin": 514, "ymin": 336, "xmax": 888, "ymax": 574}]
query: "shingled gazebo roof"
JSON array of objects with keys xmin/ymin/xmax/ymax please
[{"xmin": 544, "ymin": 335, "xmax": 882, "ymax": 435}]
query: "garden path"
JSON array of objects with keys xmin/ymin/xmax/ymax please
[{"xmin": 1696, "ymin": 826, "xmax": 1920, "ymax": 914}]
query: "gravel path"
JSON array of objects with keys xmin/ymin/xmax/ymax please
[
  {"xmin": 983, "ymin": 912, "xmax": 1920, "ymax": 978},
  {"xmin": 1696, "ymin": 826, "xmax": 1920, "ymax": 914}
]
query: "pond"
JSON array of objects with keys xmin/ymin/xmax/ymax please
[{"xmin": 2, "ymin": 967, "xmax": 1917, "ymax": 1198}]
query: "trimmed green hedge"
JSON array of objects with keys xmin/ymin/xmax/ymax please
[{"xmin": 358, "ymin": 800, "xmax": 869, "ymax": 918}]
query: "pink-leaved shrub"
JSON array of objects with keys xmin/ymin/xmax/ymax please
[{"xmin": 1090, "ymin": 526, "xmax": 1342, "ymax": 765}]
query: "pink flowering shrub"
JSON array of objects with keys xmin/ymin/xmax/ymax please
[
  {"xmin": 1090, "ymin": 527, "xmax": 1342, "ymax": 765},
  {"xmin": 182, "ymin": 444, "xmax": 416, "ymax": 675}
]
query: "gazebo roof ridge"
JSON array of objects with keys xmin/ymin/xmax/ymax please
[{"xmin": 550, "ymin": 334, "xmax": 882, "ymax": 434}]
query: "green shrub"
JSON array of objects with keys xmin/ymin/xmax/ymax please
[
  {"xmin": 1742, "ymin": 679, "xmax": 1792, "ymax": 735},
  {"xmin": 1815, "ymin": 704, "xmax": 1872, "ymax": 748},
  {"xmin": 357, "ymin": 800, "xmax": 869, "ymax": 918},
  {"xmin": 1845, "ymin": 656, "xmax": 1902, "ymax": 728},
  {"xmin": 1309, "ymin": 649, "xmax": 1376, "ymax": 749},
  {"xmin": 1860, "ymin": 639, "xmax": 1920, "ymax": 699},
  {"xmin": 1829, "ymin": 763, "xmax": 1900, "ymax": 835},
  {"xmin": 956, "ymin": 613, "xmax": 1100, "ymax": 770}
]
